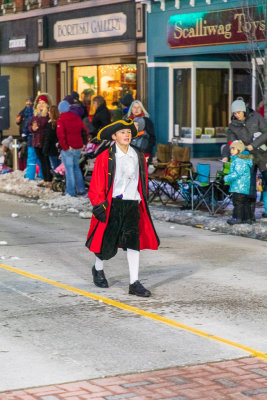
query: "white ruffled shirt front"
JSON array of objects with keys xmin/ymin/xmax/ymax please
[{"xmin": 112, "ymin": 144, "xmax": 141, "ymax": 201}]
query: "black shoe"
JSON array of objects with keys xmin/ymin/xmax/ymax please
[
  {"xmin": 92, "ymin": 266, "xmax": 109, "ymax": 288},
  {"xmin": 227, "ymin": 218, "xmax": 243, "ymax": 225},
  {"xmin": 129, "ymin": 280, "xmax": 151, "ymax": 297}
]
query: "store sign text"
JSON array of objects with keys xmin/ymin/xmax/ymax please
[
  {"xmin": 54, "ymin": 13, "xmax": 127, "ymax": 42},
  {"xmin": 9, "ymin": 38, "xmax": 27, "ymax": 49},
  {"xmin": 167, "ymin": 6, "xmax": 265, "ymax": 48}
]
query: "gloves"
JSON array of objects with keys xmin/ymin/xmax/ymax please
[{"xmin": 93, "ymin": 201, "xmax": 108, "ymax": 223}]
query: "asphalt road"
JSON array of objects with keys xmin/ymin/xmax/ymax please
[{"xmin": 0, "ymin": 193, "xmax": 266, "ymax": 392}]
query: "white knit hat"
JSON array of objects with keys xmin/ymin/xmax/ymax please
[
  {"xmin": 231, "ymin": 97, "xmax": 246, "ymax": 113},
  {"xmin": 1, "ymin": 135, "xmax": 13, "ymax": 148}
]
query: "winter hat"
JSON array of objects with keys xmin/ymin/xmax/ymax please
[
  {"xmin": 63, "ymin": 95, "xmax": 74, "ymax": 105},
  {"xmin": 58, "ymin": 100, "xmax": 70, "ymax": 113},
  {"xmin": 231, "ymin": 97, "xmax": 246, "ymax": 113},
  {"xmin": 2, "ymin": 135, "xmax": 13, "ymax": 148},
  {"xmin": 71, "ymin": 91, "xmax": 79, "ymax": 101},
  {"xmin": 120, "ymin": 93, "xmax": 134, "ymax": 107},
  {"xmin": 33, "ymin": 93, "xmax": 52, "ymax": 110},
  {"xmin": 133, "ymin": 117, "xmax": 145, "ymax": 132},
  {"xmin": 97, "ymin": 119, "xmax": 137, "ymax": 141},
  {"xmin": 38, "ymin": 95, "xmax": 48, "ymax": 103},
  {"xmin": 230, "ymin": 140, "xmax": 245, "ymax": 153}
]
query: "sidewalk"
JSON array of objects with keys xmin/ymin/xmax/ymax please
[
  {"xmin": 1, "ymin": 169, "xmax": 267, "ymax": 241},
  {"xmin": 1, "ymin": 357, "xmax": 267, "ymax": 400}
]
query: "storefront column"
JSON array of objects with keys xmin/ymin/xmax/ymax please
[
  {"xmin": 47, "ymin": 64, "xmax": 57, "ymax": 104},
  {"xmin": 191, "ymin": 65, "xmax": 196, "ymax": 143},
  {"xmin": 40, "ymin": 63, "xmax": 47, "ymax": 93},
  {"xmin": 60, "ymin": 62, "xmax": 68, "ymax": 100},
  {"xmin": 137, "ymin": 56, "xmax": 147, "ymax": 107}
]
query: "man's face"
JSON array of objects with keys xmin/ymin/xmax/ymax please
[
  {"xmin": 25, "ymin": 100, "xmax": 32, "ymax": 107},
  {"xmin": 112, "ymin": 129, "xmax": 132, "ymax": 146}
]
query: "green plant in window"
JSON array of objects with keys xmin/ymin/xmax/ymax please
[{"xmin": 82, "ymin": 76, "xmax": 96, "ymax": 95}]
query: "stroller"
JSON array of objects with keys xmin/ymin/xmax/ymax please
[
  {"xmin": 51, "ymin": 163, "xmax": 66, "ymax": 193},
  {"xmin": 79, "ymin": 138, "xmax": 112, "ymax": 187}
]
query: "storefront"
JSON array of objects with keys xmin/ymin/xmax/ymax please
[
  {"xmin": 0, "ymin": 17, "xmax": 40, "ymax": 136},
  {"xmin": 40, "ymin": 0, "xmax": 140, "ymax": 114},
  {"xmin": 139, "ymin": 0, "xmax": 266, "ymax": 157}
]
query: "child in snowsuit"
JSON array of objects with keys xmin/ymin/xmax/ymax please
[
  {"xmin": 224, "ymin": 140, "xmax": 253, "ymax": 225},
  {"xmin": 86, "ymin": 119, "xmax": 159, "ymax": 297}
]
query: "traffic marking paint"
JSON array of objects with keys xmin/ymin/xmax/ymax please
[{"xmin": 1, "ymin": 262, "xmax": 266, "ymax": 362}]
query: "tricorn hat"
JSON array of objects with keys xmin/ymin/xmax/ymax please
[{"xmin": 97, "ymin": 119, "xmax": 138, "ymax": 141}]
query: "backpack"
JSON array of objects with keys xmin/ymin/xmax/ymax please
[{"xmin": 131, "ymin": 131, "xmax": 150, "ymax": 153}]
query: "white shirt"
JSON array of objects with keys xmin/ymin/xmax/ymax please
[{"xmin": 112, "ymin": 144, "xmax": 141, "ymax": 201}]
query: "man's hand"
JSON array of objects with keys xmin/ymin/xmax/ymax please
[{"xmin": 247, "ymin": 145, "xmax": 253, "ymax": 151}]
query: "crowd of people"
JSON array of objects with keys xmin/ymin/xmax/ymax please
[
  {"xmin": 1, "ymin": 91, "xmax": 267, "ymax": 225},
  {"xmin": 0, "ymin": 91, "xmax": 156, "ymax": 198}
]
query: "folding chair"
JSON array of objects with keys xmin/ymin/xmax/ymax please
[
  {"xmin": 148, "ymin": 144, "xmax": 192, "ymax": 205},
  {"xmin": 180, "ymin": 162, "xmax": 232, "ymax": 215}
]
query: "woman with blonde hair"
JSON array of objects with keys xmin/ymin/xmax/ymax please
[{"xmin": 126, "ymin": 100, "xmax": 156, "ymax": 164}]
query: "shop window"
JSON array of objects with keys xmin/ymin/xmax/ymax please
[
  {"xmin": 98, "ymin": 64, "xmax": 136, "ymax": 110},
  {"xmin": 196, "ymin": 69, "xmax": 229, "ymax": 139},
  {"xmin": 73, "ymin": 64, "xmax": 136, "ymax": 115},
  {"xmin": 173, "ymin": 69, "xmax": 191, "ymax": 139},
  {"xmin": 233, "ymin": 69, "xmax": 251, "ymax": 106}
]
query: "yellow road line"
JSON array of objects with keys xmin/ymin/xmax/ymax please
[{"xmin": 1, "ymin": 263, "xmax": 267, "ymax": 362}]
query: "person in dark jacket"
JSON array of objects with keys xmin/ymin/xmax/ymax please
[
  {"xmin": 21, "ymin": 98, "xmax": 43, "ymax": 181},
  {"xmin": 28, "ymin": 93, "xmax": 53, "ymax": 187},
  {"xmin": 71, "ymin": 91, "xmax": 88, "ymax": 118},
  {"xmin": 16, "ymin": 97, "xmax": 33, "ymax": 139},
  {"xmin": 43, "ymin": 105, "xmax": 61, "ymax": 171},
  {"xmin": 126, "ymin": 100, "xmax": 156, "ymax": 164},
  {"xmin": 113, "ymin": 93, "xmax": 134, "ymax": 121},
  {"xmin": 227, "ymin": 97, "xmax": 267, "ymax": 219},
  {"xmin": 16, "ymin": 97, "xmax": 33, "ymax": 171},
  {"xmin": 90, "ymin": 96, "xmax": 111, "ymax": 138},
  {"xmin": 57, "ymin": 100, "xmax": 88, "ymax": 196}
]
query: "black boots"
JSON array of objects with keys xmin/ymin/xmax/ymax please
[
  {"xmin": 129, "ymin": 281, "xmax": 151, "ymax": 297},
  {"xmin": 92, "ymin": 266, "xmax": 109, "ymax": 288}
]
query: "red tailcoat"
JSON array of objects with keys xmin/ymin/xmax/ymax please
[{"xmin": 86, "ymin": 145, "xmax": 159, "ymax": 253}]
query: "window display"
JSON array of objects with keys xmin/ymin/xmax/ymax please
[
  {"xmin": 73, "ymin": 64, "xmax": 136, "ymax": 114},
  {"xmin": 196, "ymin": 69, "xmax": 229, "ymax": 138}
]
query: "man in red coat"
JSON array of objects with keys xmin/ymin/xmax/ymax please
[{"xmin": 86, "ymin": 120, "xmax": 159, "ymax": 297}]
